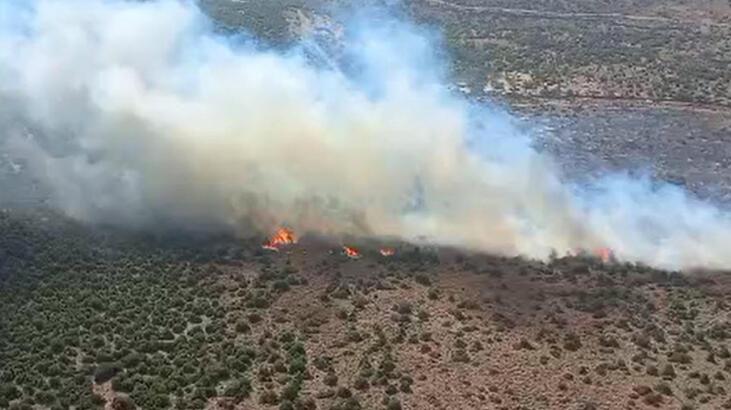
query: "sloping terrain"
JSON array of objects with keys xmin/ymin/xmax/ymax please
[
  {"xmin": 525, "ymin": 101, "xmax": 731, "ymax": 204},
  {"xmin": 198, "ymin": 0, "xmax": 731, "ymax": 107},
  {"xmin": 1, "ymin": 210, "xmax": 730, "ymax": 410},
  {"xmin": 2, "ymin": 1, "xmax": 731, "ymax": 410},
  {"xmin": 410, "ymin": 0, "xmax": 731, "ymax": 106}
]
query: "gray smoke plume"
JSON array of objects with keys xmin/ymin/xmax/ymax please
[{"xmin": 1, "ymin": 0, "xmax": 730, "ymax": 270}]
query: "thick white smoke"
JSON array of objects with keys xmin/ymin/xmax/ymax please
[{"xmin": 1, "ymin": 0, "xmax": 730, "ymax": 270}]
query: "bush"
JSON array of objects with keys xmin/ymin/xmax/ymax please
[
  {"xmin": 149, "ymin": 394, "xmax": 170, "ymax": 409},
  {"xmin": 235, "ymin": 321, "xmax": 251, "ymax": 334},
  {"xmin": 386, "ymin": 398, "xmax": 402, "ymax": 410},
  {"xmin": 353, "ymin": 377, "xmax": 369, "ymax": 390},
  {"xmin": 0, "ymin": 384, "xmax": 21, "ymax": 401},
  {"xmin": 655, "ymin": 382, "xmax": 673, "ymax": 396},
  {"xmin": 336, "ymin": 387, "xmax": 352, "ymax": 398},
  {"xmin": 393, "ymin": 302, "xmax": 412, "ymax": 315},
  {"xmin": 661, "ymin": 364, "xmax": 676, "ymax": 379},
  {"xmin": 121, "ymin": 353, "xmax": 144, "ymax": 369},
  {"xmin": 248, "ymin": 313, "xmax": 262, "ymax": 323},
  {"xmin": 281, "ymin": 377, "xmax": 302, "ymax": 402},
  {"xmin": 643, "ymin": 392, "xmax": 663, "ymax": 406},
  {"xmin": 94, "ymin": 363, "xmax": 122, "ymax": 384},
  {"xmin": 272, "ymin": 280, "xmax": 290, "ymax": 292},
  {"xmin": 427, "ymin": 288, "xmax": 439, "ymax": 300},
  {"xmin": 414, "ymin": 274, "xmax": 431, "ymax": 286},
  {"xmin": 91, "ymin": 393, "xmax": 106, "ymax": 405},
  {"xmin": 452, "ymin": 349, "xmax": 470, "ymax": 363},
  {"xmin": 564, "ymin": 333, "xmax": 582, "ymax": 351},
  {"xmin": 514, "ymin": 338, "xmax": 535, "ymax": 350},
  {"xmin": 35, "ymin": 390, "xmax": 56, "ymax": 405},
  {"xmin": 223, "ymin": 378, "xmax": 251, "ymax": 399},
  {"xmin": 288, "ymin": 357, "xmax": 306, "ymax": 375},
  {"xmin": 324, "ymin": 372, "xmax": 338, "ymax": 387},
  {"xmin": 259, "ymin": 389, "xmax": 278, "ymax": 405},
  {"xmin": 111, "ymin": 396, "xmax": 136, "ymax": 410},
  {"xmin": 335, "ymin": 397, "xmax": 361, "ymax": 410},
  {"xmin": 279, "ymin": 400, "xmax": 294, "ymax": 410},
  {"xmin": 668, "ymin": 351, "xmax": 692, "ymax": 364}
]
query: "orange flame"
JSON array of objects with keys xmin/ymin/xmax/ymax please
[
  {"xmin": 595, "ymin": 247, "xmax": 614, "ymax": 263},
  {"xmin": 343, "ymin": 246, "xmax": 361, "ymax": 259},
  {"xmin": 379, "ymin": 247, "xmax": 395, "ymax": 257},
  {"xmin": 262, "ymin": 228, "xmax": 297, "ymax": 251}
]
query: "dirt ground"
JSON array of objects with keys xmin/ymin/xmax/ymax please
[{"xmin": 188, "ymin": 239, "xmax": 731, "ymax": 410}]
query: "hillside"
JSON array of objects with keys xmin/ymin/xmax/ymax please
[{"xmin": 1, "ymin": 210, "xmax": 730, "ymax": 410}]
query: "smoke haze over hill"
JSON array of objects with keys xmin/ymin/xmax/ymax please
[{"xmin": 1, "ymin": 0, "xmax": 731, "ymax": 270}]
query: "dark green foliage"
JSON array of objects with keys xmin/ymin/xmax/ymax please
[
  {"xmin": 34, "ymin": 390, "xmax": 56, "ymax": 405},
  {"xmin": 224, "ymin": 377, "xmax": 251, "ymax": 399},
  {"xmin": 354, "ymin": 377, "xmax": 369, "ymax": 390},
  {"xmin": 564, "ymin": 333, "xmax": 582, "ymax": 351},
  {"xmin": 336, "ymin": 387, "xmax": 352, "ymax": 398},
  {"xmin": 94, "ymin": 363, "xmax": 122, "ymax": 384},
  {"xmin": 331, "ymin": 397, "xmax": 361, "ymax": 410},
  {"xmin": 324, "ymin": 372, "xmax": 338, "ymax": 387},
  {"xmin": 386, "ymin": 398, "xmax": 403, "ymax": 410},
  {"xmin": 0, "ymin": 210, "xmax": 268, "ymax": 407},
  {"xmin": 259, "ymin": 389, "xmax": 279, "ymax": 405},
  {"xmin": 279, "ymin": 400, "xmax": 295, "ymax": 410},
  {"xmin": 668, "ymin": 351, "xmax": 692, "ymax": 364},
  {"xmin": 111, "ymin": 396, "xmax": 136, "ymax": 410},
  {"xmin": 0, "ymin": 384, "xmax": 21, "ymax": 401},
  {"xmin": 280, "ymin": 376, "xmax": 303, "ymax": 402},
  {"xmin": 235, "ymin": 321, "xmax": 251, "ymax": 333}
]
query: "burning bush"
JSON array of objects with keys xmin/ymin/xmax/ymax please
[{"xmin": 262, "ymin": 228, "xmax": 297, "ymax": 252}]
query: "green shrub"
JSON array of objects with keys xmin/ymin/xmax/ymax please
[
  {"xmin": 235, "ymin": 321, "xmax": 251, "ymax": 333},
  {"xmin": 279, "ymin": 400, "xmax": 295, "ymax": 410},
  {"xmin": 223, "ymin": 377, "xmax": 251, "ymax": 399},
  {"xmin": 281, "ymin": 380, "xmax": 301, "ymax": 402},
  {"xmin": 563, "ymin": 333, "xmax": 582, "ymax": 351},
  {"xmin": 35, "ymin": 390, "xmax": 56, "ymax": 405},
  {"xmin": 336, "ymin": 387, "xmax": 352, "ymax": 398},
  {"xmin": 91, "ymin": 393, "xmax": 106, "ymax": 405},
  {"xmin": 668, "ymin": 351, "xmax": 692, "ymax": 364},
  {"xmin": 259, "ymin": 389, "xmax": 278, "ymax": 405},
  {"xmin": 110, "ymin": 396, "xmax": 136, "ymax": 410},
  {"xmin": 353, "ymin": 377, "xmax": 369, "ymax": 390},
  {"xmin": 94, "ymin": 363, "xmax": 122, "ymax": 384},
  {"xmin": 324, "ymin": 372, "xmax": 338, "ymax": 386},
  {"xmin": 121, "ymin": 353, "xmax": 145, "ymax": 369},
  {"xmin": 0, "ymin": 384, "xmax": 21, "ymax": 401},
  {"xmin": 386, "ymin": 398, "xmax": 402, "ymax": 410},
  {"xmin": 288, "ymin": 357, "xmax": 306, "ymax": 375}
]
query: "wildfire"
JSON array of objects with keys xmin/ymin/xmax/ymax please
[
  {"xmin": 595, "ymin": 247, "xmax": 614, "ymax": 263},
  {"xmin": 379, "ymin": 247, "xmax": 395, "ymax": 257},
  {"xmin": 262, "ymin": 228, "xmax": 297, "ymax": 252},
  {"xmin": 343, "ymin": 246, "xmax": 361, "ymax": 259}
]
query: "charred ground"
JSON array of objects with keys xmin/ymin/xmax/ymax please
[{"xmin": 1, "ymin": 209, "xmax": 730, "ymax": 410}]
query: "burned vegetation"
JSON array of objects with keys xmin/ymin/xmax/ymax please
[{"xmin": 1, "ymin": 209, "xmax": 730, "ymax": 410}]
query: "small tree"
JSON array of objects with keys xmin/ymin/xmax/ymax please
[{"xmin": 94, "ymin": 363, "xmax": 122, "ymax": 384}]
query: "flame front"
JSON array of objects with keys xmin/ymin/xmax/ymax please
[
  {"xmin": 595, "ymin": 247, "xmax": 614, "ymax": 263},
  {"xmin": 380, "ymin": 248, "xmax": 395, "ymax": 257},
  {"xmin": 343, "ymin": 246, "xmax": 361, "ymax": 259},
  {"xmin": 262, "ymin": 228, "xmax": 297, "ymax": 251}
]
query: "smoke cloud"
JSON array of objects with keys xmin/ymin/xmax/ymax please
[{"xmin": 1, "ymin": 0, "xmax": 730, "ymax": 270}]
